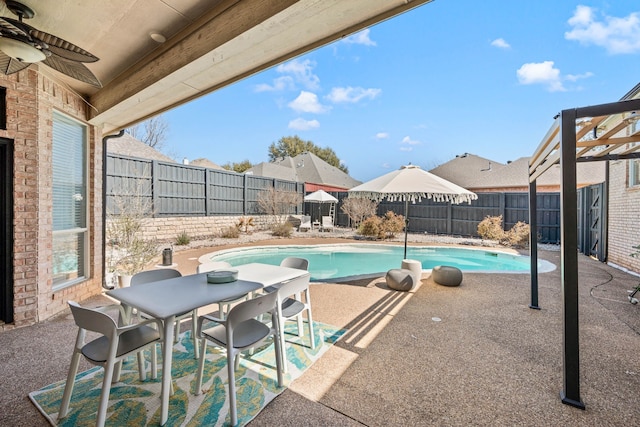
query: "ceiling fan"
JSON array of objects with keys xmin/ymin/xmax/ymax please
[{"xmin": 0, "ymin": 0, "xmax": 101, "ymax": 87}]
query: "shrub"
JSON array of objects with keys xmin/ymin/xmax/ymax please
[
  {"xmin": 271, "ymin": 222, "xmax": 293, "ymax": 237},
  {"xmin": 236, "ymin": 216, "xmax": 255, "ymax": 234},
  {"xmin": 380, "ymin": 211, "xmax": 405, "ymax": 238},
  {"xmin": 504, "ymin": 221, "xmax": 530, "ymax": 248},
  {"xmin": 358, "ymin": 215, "xmax": 384, "ymax": 239},
  {"xmin": 175, "ymin": 231, "xmax": 191, "ymax": 246},
  {"xmin": 477, "ymin": 215, "xmax": 506, "ymax": 241},
  {"xmin": 478, "ymin": 215, "xmax": 530, "ymax": 248},
  {"xmin": 220, "ymin": 226, "xmax": 240, "ymax": 238}
]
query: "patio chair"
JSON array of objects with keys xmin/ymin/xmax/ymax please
[
  {"xmin": 272, "ymin": 272, "xmax": 315, "ymax": 372},
  {"xmin": 321, "ymin": 215, "xmax": 334, "ymax": 231},
  {"xmin": 131, "ymin": 269, "xmax": 199, "ymax": 360},
  {"xmin": 59, "ymin": 301, "xmax": 163, "ymax": 427},
  {"xmin": 195, "ymin": 291, "xmax": 283, "ymax": 426},
  {"xmin": 299, "ymin": 215, "xmax": 312, "ymax": 232}
]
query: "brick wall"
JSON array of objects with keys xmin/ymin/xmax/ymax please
[
  {"xmin": 607, "ymin": 159, "xmax": 640, "ymax": 273},
  {"xmin": 0, "ymin": 67, "xmax": 103, "ymax": 331}
]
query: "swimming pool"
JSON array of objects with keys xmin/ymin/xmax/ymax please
[{"xmin": 201, "ymin": 244, "xmax": 555, "ymax": 282}]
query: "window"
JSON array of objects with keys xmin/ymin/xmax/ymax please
[{"xmin": 52, "ymin": 111, "xmax": 88, "ymax": 289}]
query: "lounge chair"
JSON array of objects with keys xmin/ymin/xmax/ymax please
[
  {"xmin": 299, "ymin": 215, "xmax": 312, "ymax": 232},
  {"xmin": 321, "ymin": 215, "xmax": 334, "ymax": 231}
]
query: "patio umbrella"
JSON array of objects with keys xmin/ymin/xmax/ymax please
[
  {"xmin": 304, "ymin": 189, "xmax": 338, "ymax": 223},
  {"xmin": 348, "ymin": 164, "xmax": 477, "ymax": 259}
]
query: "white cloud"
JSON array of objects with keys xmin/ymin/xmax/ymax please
[
  {"xmin": 565, "ymin": 6, "xmax": 640, "ymax": 54},
  {"xmin": 277, "ymin": 59, "xmax": 320, "ymax": 90},
  {"xmin": 565, "ymin": 71, "xmax": 594, "ymax": 82},
  {"xmin": 399, "ymin": 136, "xmax": 420, "ymax": 151},
  {"xmin": 288, "ymin": 118, "xmax": 320, "ymax": 130},
  {"xmin": 491, "ymin": 38, "xmax": 511, "ymax": 49},
  {"xmin": 254, "ymin": 76, "xmax": 295, "ymax": 92},
  {"xmin": 326, "ymin": 86, "xmax": 381, "ymax": 103},
  {"xmin": 255, "ymin": 58, "xmax": 320, "ymax": 92},
  {"xmin": 401, "ymin": 136, "xmax": 420, "ymax": 145},
  {"xmin": 343, "ymin": 29, "xmax": 376, "ymax": 46},
  {"xmin": 516, "ymin": 61, "xmax": 566, "ymax": 92},
  {"xmin": 381, "ymin": 162, "xmax": 391, "ymax": 169},
  {"xmin": 376, "ymin": 132, "xmax": 389, "ymax": 139},
  {"xmin": 288, "ymin": 91, "xmax": 330, "ymax": 113}
]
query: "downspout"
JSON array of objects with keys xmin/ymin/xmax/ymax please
[{"xmin": 101, "ymin": 130, "xmax": 125, "ymax": 289}]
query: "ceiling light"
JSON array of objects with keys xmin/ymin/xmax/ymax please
[
  {"xmin": 150, "ymin": 32, "xmax": 166, "ymax": 43},
  {"xmin": 0, "ymin": 37, "xmax": 45, "ymax": 62}
]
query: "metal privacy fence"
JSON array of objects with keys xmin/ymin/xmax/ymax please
[
  {"xmin": 106, "ymin": 155, "xmax": 304, "ymax": 217},
  {"xmin": 326, "ymin": 191, "xmax": 561, "ymax": 243},
  {"xmin": 107, "ymin": 154, "xmax": 603, "ymax": 245}
]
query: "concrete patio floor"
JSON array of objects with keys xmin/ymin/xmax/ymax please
[{"xmin": 1, "ymin": 237, "xmax": 638, "ymax": 426}]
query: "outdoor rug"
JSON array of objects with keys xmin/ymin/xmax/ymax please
[{"xmin": 29, "ymin": 321, "xmax": 345, "ymax": 426}]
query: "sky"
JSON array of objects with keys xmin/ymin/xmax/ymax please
[{"xmin": 162, "ymin": 0, "xmax": 640, "ymax": 182}]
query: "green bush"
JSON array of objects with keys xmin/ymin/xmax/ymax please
[
  {"xmin": 271, "ymin": 222, "xmax": 293, "ymax": 237},
  {"xmin": 175, "ymin": 231, "xmax": 191, "ymax": 246},
  {"xmin": 220, "ymin": 226, "xmax": 240, "ymax": 238}
]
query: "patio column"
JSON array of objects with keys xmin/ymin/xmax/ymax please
[
  {"xmin": 528, "ymin": 178, "xmax": 540, "ymax": 310},
  {"xmin": 559, "ymin": 109, "xmax": 585, "ymax": 410}
]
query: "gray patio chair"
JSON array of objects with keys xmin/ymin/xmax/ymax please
[
  {"xmin": 131, "ymin": 269, "xmax": 200, "ymax": 360},
  {"xmin": 272, "ymin": 272, "xmax": 315, "ymax": 372},
  {"xmin": 59, "ymin": 301, "xmax": 162, "ymax": 427},
  {"xmin": 195, "ymin": 291, "xmax": 284, "ymax": 426}
]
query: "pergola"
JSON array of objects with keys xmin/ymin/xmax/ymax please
[{"xmin": 528, "ymin": 87, "xmax": 640, "ymax": 409}]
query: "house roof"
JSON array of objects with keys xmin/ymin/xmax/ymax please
[
  {"xmin": 247, "ymin": 152, "xmax": 361, "ymax": 189},
  {"xmin": 274, "ymin": 152, "xmax": 362, "ymax": 189},
  {"xmin": 428, "ymin": 153, "xmax": 506, "ymax": 188},
  {"xmin": 189, "ymin": 158, "xmax": 225, "ymax": 170},
  {"xmin": 106, "ymin": 133, "xmax": 175, "ymax": 163},
  {"xmin": 470, "ymin": 157, "xmax": 606, "ymax": 190}
]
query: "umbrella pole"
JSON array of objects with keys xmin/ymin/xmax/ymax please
[{"xmin": 404, "ymin": 200, "xmax": 409, "ymax": 259}]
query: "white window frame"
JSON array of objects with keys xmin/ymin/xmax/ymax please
[{"xmin": 52, "ymin": 111, "xmax": 89, "ymax": 290}]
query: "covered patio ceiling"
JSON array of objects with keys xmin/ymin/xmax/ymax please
[{"xmin": 0, "ymin": 0, "xmax": 432, "ymax": 134}]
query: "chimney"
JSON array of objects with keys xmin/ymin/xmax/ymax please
[{"xmin": 182, "ymin": 158, "xmax": 189, "ymax": 165}]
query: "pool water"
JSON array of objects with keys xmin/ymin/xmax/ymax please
[{"xmin": 204, "ymin": 244, "xmax": 551, "ymax": 282}]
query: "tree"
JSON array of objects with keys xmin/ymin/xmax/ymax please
[
  {"xmin": 268, "ymin": 135, "xmax": 349, "ymax": 174},
  {"xmin": 341, "ymin": 197, "xmax": 379, "ymax": 228},
  {"xmin": 127, "ymin": 115, "xmax": 169, "ymax": 151},
  {"xmin": 222, "ymin": 160, "xmax": 253, "ymax": 173},
  {"xmin": 256, "ymin": 187, "xmax": 302, "ymax": 225}
]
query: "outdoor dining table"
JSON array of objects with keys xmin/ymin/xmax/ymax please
[{"xmin": 106, "ymin": 262, "xmax": 307, "ymax": 426}]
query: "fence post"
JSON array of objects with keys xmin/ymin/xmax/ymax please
[
  {"xmin": 151, "ymin": 160, "xmax": 158, "ymax": 218},
  {"xmin": 446, "ymin": 202, "xmax": 452, "ymax": 234},
  {"xmin": 243, "ymin": 174, "xmax": 248, "ymax": 215},
  {"xmin": 205, "ymin": 170, "xmax": 211, "ymax": 216},
  {"xmin": 500, "ymin": 192, "xmax": 506, "ymax": 230}
]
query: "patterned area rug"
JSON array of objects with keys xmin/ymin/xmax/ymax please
[{"xmin": 29, "ymin": 321, "xmax": 345, "ymax": 426}]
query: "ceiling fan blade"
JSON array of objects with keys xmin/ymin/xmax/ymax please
[
  {"xmin": 0, "ymin": 50, "xmax": 30, "ymax": 74},
  {"xmin": 0, "ymin": 16, "xmax": 31, "ymax": 38},
  {"xmin": 43, "ymin": 55, "xmax": 101, "ymax": 88},
  {"xmin": 30, "ymin": 29, "xmax": 98, "ymax": 63},
  {"xmin": 1, "ymin": 17, "xmax": 98, "ymax": 63}
]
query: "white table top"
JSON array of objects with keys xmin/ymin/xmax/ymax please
[{"xmin": 106, "ymin": 263, "xmax": 306, "ymax": 319}]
